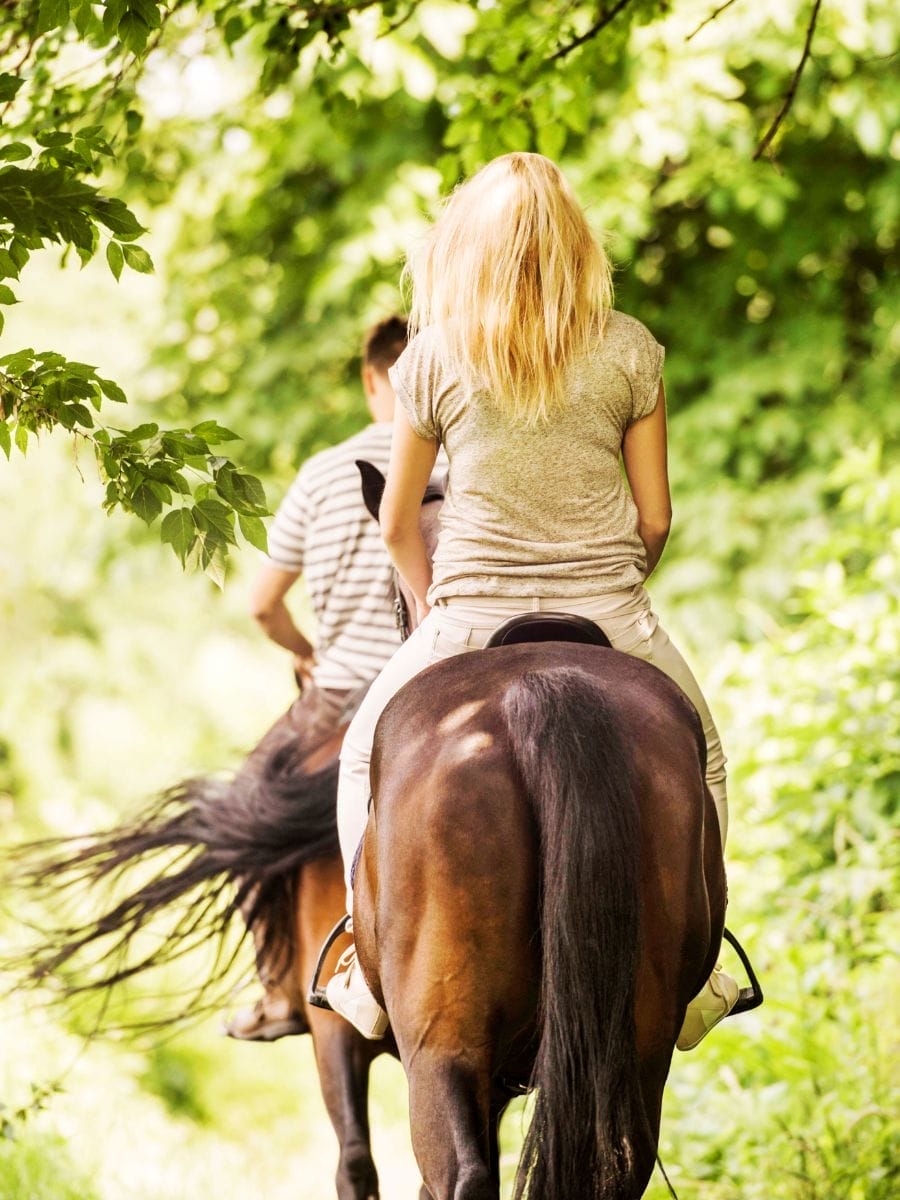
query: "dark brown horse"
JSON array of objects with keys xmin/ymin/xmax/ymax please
[{"xmin": 350, "ymin": 639, "xmax": 726, "ymax": 1200}]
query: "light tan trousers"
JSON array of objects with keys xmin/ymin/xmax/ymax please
[{"xmin": 337, "ymin": 585, "xmax": 727, "ymax": 908}]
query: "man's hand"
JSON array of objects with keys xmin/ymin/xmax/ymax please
[{"xmin": 293, "ymin": 652, "xmax": 315, "ymax": 692}]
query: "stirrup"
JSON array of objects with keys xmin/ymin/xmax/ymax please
[
  {"xmin": 307, "ymin": 914, "xmax": 351, "ymax": 1011},
  {"xmin": 722, "ymin": 926, "xmax": 764, "ymax": 1016}
]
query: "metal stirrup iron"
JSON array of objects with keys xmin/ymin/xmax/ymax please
[{"xmin": 307, "ymin": 914, "xmax": 352, "ymax": 1011}]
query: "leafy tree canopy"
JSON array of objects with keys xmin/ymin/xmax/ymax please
[{"xmin": 0, "ymin": 0, "xmax": 897, "ymax": 579}]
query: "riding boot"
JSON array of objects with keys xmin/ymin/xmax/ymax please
[
  {"xmin": 223, "ymin": 985, "xmax": 307, "ymax": 1042},
  {"xmin": 676, "ymin": 964, "xmax": 740, "ymax": 1051},
  {"xmin": 326, "ymin": 942, "xmax": 389, "ymax": 1040}
]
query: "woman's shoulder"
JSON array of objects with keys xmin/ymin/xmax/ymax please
[{"xmin": 600, "ymin": 309, "xmax": 662, "ymax": 355}]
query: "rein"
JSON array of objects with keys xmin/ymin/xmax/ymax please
[{"xmin": 392, "ymin": 573, "xmax": 412, "ymax": 643}]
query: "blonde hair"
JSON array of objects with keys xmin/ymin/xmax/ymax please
[{"xmin": 407, "ymin": 152, "xmax": 613, "ymax": 425}]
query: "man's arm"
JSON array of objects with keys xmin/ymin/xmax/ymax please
[
  {"xmin": 622, "ymin": 380, "xmax": 672, "ymax": 578},
  {"xmin": 248, "ymin": 564, "xmax": 316, "ymax": 684}
]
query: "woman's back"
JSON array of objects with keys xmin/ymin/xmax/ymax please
[{"xmin": 390, "ymin": 309, "xmax": 664, "ymax": 602}]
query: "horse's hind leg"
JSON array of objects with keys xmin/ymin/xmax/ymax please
[
  {"xmin": 406, "ymin": 1054, "xmax": 497, "ymax": 1200},
  {"xmin": 309, "ymin": 1013, "xmax": 381, "ymax": 1200},
  {"xmin": 299, "ymin": 859, "xmax": 381, "ymax": 1200}
]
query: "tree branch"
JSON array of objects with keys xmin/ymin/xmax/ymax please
[
  {"xmin": 686, "ymin": 0, "xmax": 741, "ymax": 43},
  {"xmin": 550, "ymin": 0, "xmax": 636, "ymax": 63},
  {"xmin": 754, "ymin": 0, "xmax": 823, "ymax": 161}
]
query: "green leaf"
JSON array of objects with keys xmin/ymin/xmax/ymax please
[
  {"xmin": 71, "ymin": 0, "xmax": 95, "ymax": 36},
  {"xmin": 102, "ymin": 0, "xmax": 125, "ymax": 36},
  {"xmin": 14, "ymin": 424, "xmax": 27, "ymax": 455},
  {"xmin": 97, "ymin": 376, "xmax": 126, "ymax": 403},
  {"xmin": 0, "ymin": 421, "xmax": 10, "ymax": 459},
  {"xmin": 161, "ymin": 508, "xmax": 195, "ymax": 565},
  {"xmin": 224, "ymin": 16, "xmax": 245, "ymax": 45},
  {"xmin": 216, "ymin": 469, "xmax": 269, "ymax": 515},
  {"xmin": 36, "ymin": 0, "xmax": 69, "ymax": 35},
  {"xmin": 122, "ymin": 422, "xmax": 158, "ymax": 441},
  {"xmin": 122, "ymin": 244, "xmax": 154, "ymax": 274},
  {"xmin": 125, "ymin": 109, "xmax": 143, "ymax": 136},
  {"xmin": 161, "ymin": 432, "xmax": 208, "ymax": 457},
  {"xmin": 35, "ymin": 131, "xmax": 72, "ymax": 148},
  {"xmin": 0, "ymin": 143, "xmax": 31, "ymax": 163},
  {"xmin": 0, "ymin": 250, "xmax": 20, "ymax": 278},
  {"xmin": 93, "ymin": 197, "xmax": 145, "ymax": 240},
  {"xmin": 106, "ymin": 241, "xmax": 124, "ymax": 281},
  {"xmin": 191, "ymin": 420, "xmax": 239, "ymax": 443},
  {"xmin": 0, "ymin": 76, "xmax": 25, "ymax": 104},
  {"xmin": 117, "ymin": 11, "xmax": 150, "ymax": 55},
  {"xmin": 203, "ymin": 541, "xmax": 228, "ymax": 588},
  {"xmin": 238, "ymin": 513, "xmax": 268, "ymax": 553},
  {"xmin": 68, "ymin": 403, "xmax": 94, "ymax": 427},
  {"xmin": 8, "ymin": 240, "xmax": 29, "ymax": 270},
  {"xmin": 0, "ymin": 348, "xmax": 34, "ymax": 371},
  {"xmin": 536, "ymin": 122, "xmax": 566, "ymax": 161},
  {"xmin": 194, "ymin": 498, "xmax": 237, "ymax": 544},
  {"xmin": 129, "ymin": 0, "xmax": 161, "ymax": 28},
  {"xmin": 0, "ymin": 284, "xmax": 17, "ymax": 305},
  {"xmin": 187, "ymin": 526, "xmax": 228, "ymax": 585},
  {"xmin": 129, "ymin": 480, "xmax": 162, "ymax": 524}
]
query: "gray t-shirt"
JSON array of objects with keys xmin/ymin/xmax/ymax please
[{"xmin": 389, "ymin": 310, "xmax": 664, "ymax": 603}]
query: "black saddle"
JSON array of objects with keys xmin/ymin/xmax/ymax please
[{"xmin": 484, "ymin": 612, "xmax": 612, "ymax": 650}]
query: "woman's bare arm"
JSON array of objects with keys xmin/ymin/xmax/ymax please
[
  {"xmin": 380, "ymin": 403, "xmax": 440, "ymax": 619},
  {"xmin": 622, "ymin": 380, "xmax": 672, "ymax": 578}
]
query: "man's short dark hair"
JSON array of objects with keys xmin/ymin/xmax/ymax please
[{"xmin": 363, "ymin": 315, "xmax": 409, "ymax": 373}]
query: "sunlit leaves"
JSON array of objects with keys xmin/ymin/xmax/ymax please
[
  {"xmin": 36, "ymin": 0, "xmax": 70, "ymax": 36},
  {"xmin": 0, "ymin": 74, "xmax": 24, "ymax": 104},
  {"xmin": 106, "ymin": 240, "xmax": 124, "ymax": 280},
  {"xmin": 0, "ymin": 344, "xmax": 268, "ymax": 580},
  {"xmin": 122, "ymin": 244, "xmax": 153, "ymax": 273}
]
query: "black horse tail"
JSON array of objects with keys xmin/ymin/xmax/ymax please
[
  {"xmin": 3, "ymin": 730, "xmax": 340, "ymax": 1027},
  {"xmin": 503, "ymin": 667, "xmax": 647, "ymax": 1200}
]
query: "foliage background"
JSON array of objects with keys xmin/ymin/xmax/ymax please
[{"xmin": 1, "ymin": 1, "xmax": 897, "ymax": 1197}]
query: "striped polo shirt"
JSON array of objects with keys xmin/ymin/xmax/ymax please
[{"xmin": 266, "ymin": 423, "xmax": 400, "ymax": 691}]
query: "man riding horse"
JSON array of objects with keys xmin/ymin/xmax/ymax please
[{"xmin": 225, "ymin": 315, "xmax": 413, "ymax": 1041}]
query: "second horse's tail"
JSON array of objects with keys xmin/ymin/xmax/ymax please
[
  {"xmin": 4, "ymin": 728, "xmax": 340, "ymax": 1027},
  {"xmin": 503, "ymin": 666, "xmax": 648, "ymax": 1200}
]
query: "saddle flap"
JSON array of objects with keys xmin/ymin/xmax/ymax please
[{"xmin": 484, "ymin": 612, "xmax": 612, "ymax": 650}]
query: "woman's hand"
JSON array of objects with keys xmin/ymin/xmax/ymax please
[{"xmin": 415, "ymin": 598, "xmax": 432, "ymax": 625}]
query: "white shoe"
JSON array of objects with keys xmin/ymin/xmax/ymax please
[
  {"xmin": 676, "ymin": 964, "xmax": 740, "ymax": 1051},
  {"xmin": 325, "ymin": 946, "xmax": 388, "ymax": 1040}
]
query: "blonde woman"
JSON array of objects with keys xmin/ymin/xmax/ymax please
[{"xmin": 327, "ymin": 152, "xmax": 737, "ymax": 1050}]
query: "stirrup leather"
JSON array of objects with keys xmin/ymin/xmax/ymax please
[
  {"xmin": 722, "ymin": 926, "xmax": 764, "ymax": 1016},
  {"xmin": 307, "ymin": 914, "xmax": 351, "ymax": 1011}
]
